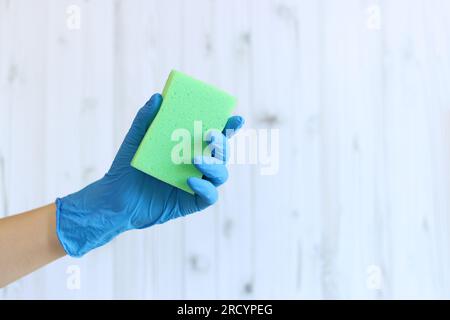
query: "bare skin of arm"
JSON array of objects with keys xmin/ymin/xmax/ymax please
[{"xmin": 0, "ymin": 204, "xmax": 66, "ymax": 287}]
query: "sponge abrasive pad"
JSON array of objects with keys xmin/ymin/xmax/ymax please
[{"xmin": 131, "ymin": 70, "xmax": 237, "ymax": 194}]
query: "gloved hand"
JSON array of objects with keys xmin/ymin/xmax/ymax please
[{"xmin": 56, "ymin": 93, "xmax": 244, "ymax": 257}]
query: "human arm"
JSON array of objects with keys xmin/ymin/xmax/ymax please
[{"xmin": 0, "ymin": 204, "xmax": 66, "ymax": 287}]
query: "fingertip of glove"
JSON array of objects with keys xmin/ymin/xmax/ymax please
[
  {"xmin": 187, "ymin": 176, "xmax": 201, "ymax": 188},
  {"xmin": 235, "ymin": 115, "xmax": 245, "ymax": 127},
  {"xmin": 146, "ymin": 93, "xmax": 163, "ymax": 107},
  {"xmin": 187, "ymin": 177, "xmax": 218, "ymax": 206},
  {"xmin": 224, "ymin": 116, "xmax": 245, "ymax": 137}
]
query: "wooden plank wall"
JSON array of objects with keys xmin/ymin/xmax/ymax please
[{"xmin": 1, "ymin": 0, "xmax": 450, "ymax": 299}]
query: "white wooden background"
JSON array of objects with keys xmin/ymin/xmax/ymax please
[{"xmin": 1, "ymin": 0, "xmax": 450, "ymax": 299}]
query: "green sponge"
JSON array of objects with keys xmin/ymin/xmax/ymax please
[{"xmin": 131, "ymin": 70, "xmax": 237, "ymax": 194}]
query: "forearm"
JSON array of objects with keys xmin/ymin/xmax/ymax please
[{"xmin": 0, "ymin": 204, "xmax": 66, "ymax": 287}]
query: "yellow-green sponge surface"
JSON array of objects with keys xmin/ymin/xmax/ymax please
[{"xmin": 131, "ymin": 70, "xmax": 237, "ymax": 194}]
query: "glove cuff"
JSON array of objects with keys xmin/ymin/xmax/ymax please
[
  {"xmin": 56, "ymin": 197, "xmax": 93, "ymax": 257},
  {"xmin": 55, "ymin": 198, "xmax": 76, "ymax": 256},
  {"xmin": 55, "ymin": 195, "xmax": 128, "ymax": 257}
]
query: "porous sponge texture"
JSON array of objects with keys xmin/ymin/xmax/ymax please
[{"xmin": 131, "ymin": 70, "xmax": 237, "ymax": 193}]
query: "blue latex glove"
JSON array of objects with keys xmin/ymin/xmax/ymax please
[{"xmin": 56, "ymin": 93, "xmax": 244, "ymax": 257}]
